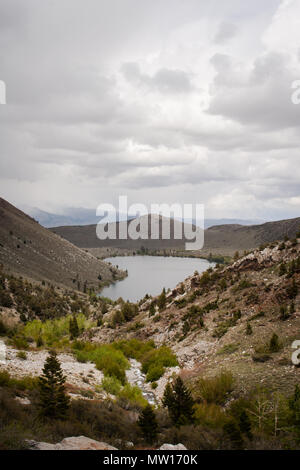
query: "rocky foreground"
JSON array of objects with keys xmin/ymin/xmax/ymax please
[{"xmin": 27, "ymin": 436, "xmax": 187, "ymax": 451}]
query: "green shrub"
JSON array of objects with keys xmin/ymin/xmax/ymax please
[
  {"xmin": 114, "ymin": 338, "xmax": 155, "ymax": 361},
  {"xmin": 212, "ymin": 323, "xmax": 229, "ymax": 339},
  {"xmin": 0, "ymin": 370, "xmax": 38, "ymax": 390},
  {"xmin": 118, "ymin": 384, "xmax": 148, "ymax": 408},
  {"xmin": 0, "ymin": 370, "xmax": 10, "ymax": 386},
  {"xmin": 157, "ymin": 288, "xmax": 167, "ymax": 311},
  {"xmin": 141, "ymin": 346, "xmax": 178, "ymax": 382},
  {"xmin": 146, "ymin": 364, "xmax": 165, "ymax": 382},
  {"xmin": 194, "ymin": 402, "xmax": 227, "ymax": 428},
  {"xmin": 217, "ymin": 343, "xmax": 239, "ymax": 355},
  {"xmin": 196, "ymin": 371, "xmax": 234, "ymax": 405},
  {"xmin": 232, "ymin": 278, "xmax": 253, "ymax": 292},
  {"xmin": 74, "ymin": 350, "xmax": 88, "ymax": 363},
  {"xmin": 269, "ymin": 333, "xmax": 281, "ymax": 353},
  {"xmin": 255, "ymin": 333, "xmax": 282, "ymax": 355},
  {"xmin": 101, "ymin": 376, "xmax": 122, "ymax": 395},
  {"xmin": 16, "ymin": 351, "xmax": 27, "ymax": 360},
  {"xmin": 22, "ymin": 314, "xmax": 95, "ymax": 347},
  {"xmin": 0, "ymin": 318, "xmax": 9, "ymax": 335},
  {"xmin": 0, "ymin": 290, "xmax": 13, "ymax": 308},
  {"xmin": 73, "ymin": 343, "xmax": 129, "ymax": 385},
  {"xmin": 114, "ymin": 340, "xmax": 177, "ymax": 382},
  {"xmin": 10, "ymin": 335, "xmax": 29, "ymax": 350}
]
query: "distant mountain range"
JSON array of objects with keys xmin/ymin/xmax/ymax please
[
  {"xmin": 24, "ymin": 207, "xmax": 131, "ymax": 228},
  {"xmin": 50, "ymin": 214, "xmax": 300, "ymax": 256},
  {"xmin": 24, "ymin": 206, "xmax": 263, "ymax": 229}
]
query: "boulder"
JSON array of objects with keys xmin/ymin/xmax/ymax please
[
  {"xmin": 15, "ymin": 396, "xmax": 31, "ymax": 405},
  {"xmin": 159, "ymin": 443, "xmax": 187, "ymax": 450},
  {"xmin": 27, "ymin": 436, "xmax": 118, "ymax": 450}
]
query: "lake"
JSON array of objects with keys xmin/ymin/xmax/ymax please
[{"xmin": 100, "ymin": 256, "xmax": 214, "ymax": 302}]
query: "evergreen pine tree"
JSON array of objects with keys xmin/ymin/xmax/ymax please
[
  {"xmin": 38, "ymin": 350, "xmax": 70, "ymax": 419},
  {"xmin": 223, "ymin": 419, "xmax": 244, "ymax": 449},
  {"xmin": 149, "ymin": 302, "xmax": 156, "ymax": 317},
  {"xmin": 239, "ymin": 410, "xmax": 253, "ymax": 440},
  {"xmin": 246, "ymin": 322, "xmax": 253, "ymax": 335},
  {"xmin": 138, "ymin": 404, "xmax": 158, "ymax": 444},
  {"xmin": 157, "ymin": 288, "xmax": 166, "ymax": 311},
  {"xmin": 162, "ymin": 376, "xmax": 195, "ymax": 426},
  {"xmin": 290, "ymin": 302, "xmax": 295, "ymax": 315},
  {"xmin": 279, "ymin": 305, "xmax": 289, "ymax": 321},
  {"xmin": 101, "ymin": 302, "xmax": 108, "ymax": 315},
  {"xmin": 269, "ymin": 333, "xmax": 280, "ymax": 353},
  {"xmin": 69, "ymin": 315, "xmax": 79, "ymax": 339},
  {"xmin": 279, "ymin": 263, "xmax": 287, "ymax": 276},
  {"xmin": 287, "ymin": 279, "xmax": 298, "ymax": 299},
  {"xmin": 289, "ymin": 385, "xmax": 300, "ymax": 428}
]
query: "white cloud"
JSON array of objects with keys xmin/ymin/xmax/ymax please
[{"xmin": 0, "ymin": 0, "xmax": 299, "ymax": 220}]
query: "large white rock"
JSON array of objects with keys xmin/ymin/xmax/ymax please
[
  {"xmin": 159, "ymin": 443, "xmax": 187, "ymax": 450},
  {"xmin": 27, "ymin": 436, "xmax": 118, "ymax": 450}
]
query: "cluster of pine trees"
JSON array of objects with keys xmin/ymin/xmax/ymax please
[{"xmin": 138, "ymin": 377, "xmax": 195, "ymax": 443}]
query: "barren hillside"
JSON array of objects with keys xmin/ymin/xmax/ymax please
[
  {"xmin": 0, "ymin": 198, "xmax": 124, "ymax": 290},
  {"xmin": 87, "ymin": 236, "xmax": 300, "ymax": 397}
]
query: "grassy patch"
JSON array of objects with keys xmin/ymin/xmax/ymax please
[
  {"xmin": 115, "ymin": 339, "xmax": 178, "ymax": 383},
  {"xmin": 0, "ymin": 370, "xmax": 38, "ymax": 391},
  {"xmin": 195, "ymin": 371, "xmax": 234, "ymax": 405},
  {"xmin": 217, "ymin": 343, "xmax": 239, "ymax": 355},
  {"xmin": 101, "ymin": 376, "xmax": 122, "ymax": 395},
  {"xmin": 72, "ymin": 342, "xmax": 130, "ymax": 384}
]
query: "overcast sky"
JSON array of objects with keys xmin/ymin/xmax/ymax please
[{"xmin": 0, "ymin": 0, "xmax": 300, "ymax": 220}]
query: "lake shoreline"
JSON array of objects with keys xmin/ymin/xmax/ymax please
[{"xmin": 100, "ymin": 255, "xmax": 215, "ymax": 302}]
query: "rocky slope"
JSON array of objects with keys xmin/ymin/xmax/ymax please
[
  {"xmin": 1, "ymin": 235, "xmax": 300, "ymax": 450},
  {"xmin": 85, "ymin": 236, "xmax": 300, "ymax": 397}
]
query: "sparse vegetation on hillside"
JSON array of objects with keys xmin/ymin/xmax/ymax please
[{"xmin": 1, "ymin": 231, "xmax": 300, "ymax": 449}]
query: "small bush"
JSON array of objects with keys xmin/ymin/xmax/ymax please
[
  {"xmin": 141, "ymin": 346, "xmax": 178, "ymax": 382},
  {"xmin": 146, "ymin": 364, "xmax": 165, "ymax": 382},
  {"xmin": 194, "ymin": 402, "xmax": 227, "ymax": 428},
  {"xmin": 0, "ymin": 318, "xmax": 9, "ymax": 335},
  {"xmin": 217, "ymin": 343, "xmax": 239, "ymax": 355},
  {"xmin": 0, "ymin": 370, "xmax": 10, "ymax": 386},
  {"xmin": 10, "ymin": 335, "xmax": 29, "ymax": 350},
  {"xmin": 0, "ymin": 370, "xmax": 38, "ymax": 390},
  {"xmin": 73, "ymin": 342, "xmax": 129, "ymax": 385},
  {"xmin": 118, "ymin": 384, "xmax": 148, "ymax": 409},
  {"xmin": 16, "ymin": 351, "xmax": 27, "ymax": 360},
  {"xmin": 269, "ymin": 333, "xmax": 281, "ymax": 353},
  {"xmin": 196, "ymin": 371, "xmax": 234, "ymax": 405},
  {"xmin": 101, "ymin": 376, "xmax": 122, "ymax": 395},
  {"xmin": 255, "ymin": 333, "xmax": 282, "ymax": 355}
]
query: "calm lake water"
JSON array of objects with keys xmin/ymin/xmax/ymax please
[{"xmin": 100, "ymin": 256, "xmax": 214, "ymax": 302}]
